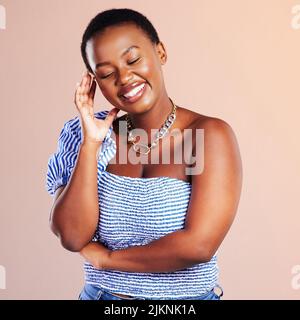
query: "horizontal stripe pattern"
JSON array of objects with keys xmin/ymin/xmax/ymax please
[
  {"xmin": 46, "ymin": 109, "xmax": 219, "ymax": 298},
  {"xmin": 46, "ymin": 110, "xmax": 113, "ymax": 196}
]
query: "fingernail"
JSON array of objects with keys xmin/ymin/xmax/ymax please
[
  {"xmin": 76, "ymin": 82, "xmax": 80, "ymax": 87},
  {"xmin": 82, "ymin": 70, "xmax": 87, "ymax": 76}
]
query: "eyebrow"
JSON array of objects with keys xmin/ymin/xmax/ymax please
[{"xmin": 95, "ymin": 45, "xmax": 140, "ymax": 69}]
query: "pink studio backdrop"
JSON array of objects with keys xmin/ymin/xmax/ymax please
[{"xmin": 0, "ymin": 0, "xmax": 299, "ymax": 299}]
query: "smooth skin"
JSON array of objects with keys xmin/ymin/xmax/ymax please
[
  {"xmin": 49, "ymin": 72, "xmax": 119, "ymax": 250},
  {"xmin": 49, "ymin": 23, "xmax": 243, "ymax": 298}
]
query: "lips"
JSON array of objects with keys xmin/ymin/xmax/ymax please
[
  {"xmin": 118, "ymin": 81, "xmax": 146, "ymax": 97},
  {"xmin": 118, "ymin": 82, "xmax": 147, "ymax": 103}
]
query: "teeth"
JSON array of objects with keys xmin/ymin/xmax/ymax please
[{"xmin": 123, "ymin": 83, "xmax": 145, "ymax": 98}]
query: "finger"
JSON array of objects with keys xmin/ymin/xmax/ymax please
[
  {"xmin": 76, "ymin": 77, "xmax": 90, "ymax": 104},
  {"xmin": 75, "ymin": 83, "xmax": 83, "ymax": 107},
  {"xmin": 104, "ymin": 108, "xmax": 120, "ymax": 125},
  {"xmin": 76, "ymin": 79, "xmax": 85, "ymax": 98},
  {"xmin": 79, "ymin": 71, "xmax": 87, "ymax": 88},
  {"xmin": 76, "ymin": 72, "xmax": 88, "ymax": 99},
  {"xmin": 82, "ymin": 71, "xmax": 92, "ymax": 95},
  {"xmin": 88, "ymin": 72, "xmax": 94, "ymax": 80},
  {"xmin": 75, "ymin": 84, "xmax": 83, "ymax": 106},
  {"xmin": 75, "ymin": 84, "xmax": 89, "ymax": 108},
  {"xmin": 88, "ymin": 78, "xmax": 97, "ymax": 101}
]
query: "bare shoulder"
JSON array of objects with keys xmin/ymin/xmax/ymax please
[
  {"xmin": 178, "ymin": 106, "xmax": 240, "ymax": 162},
  {"xmin": 181, "ymin": 107, "xmax": 242, "ymax": 190},
  {"xmin": 178, "ymin": 106, "xmax": 234, "ymax": 133}
]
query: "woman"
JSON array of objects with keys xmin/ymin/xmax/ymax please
[{"xmin": 46, "ymin": 8, "xmax": 242, "ymax": 300}]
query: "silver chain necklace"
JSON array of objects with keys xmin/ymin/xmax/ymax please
[{"xmin": 125, "ymin": 97, "xmax": 177, "ymax": 155}]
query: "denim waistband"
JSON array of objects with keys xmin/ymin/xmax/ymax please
[{"xmin": 78, "ymin": 283, "xmax": 224, "ymax": 300}]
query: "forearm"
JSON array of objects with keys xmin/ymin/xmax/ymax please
[
  {"xmin": 104, "ymin": 230, "xmax": 202, "ymax": 273},
  {"xmin": 50, "ymin": 141, "xmax": 100, "ymax": 251}
]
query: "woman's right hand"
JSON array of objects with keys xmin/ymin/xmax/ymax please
[{"xmin": 74, "ymin": 71, "xmax": 120, "ymax": 145}]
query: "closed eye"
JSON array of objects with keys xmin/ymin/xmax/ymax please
[
  {"xmin": 100, "ymin": 72, "xmax": 114, "ymax": 79},
  {"xmin": 128, "ymin": 57, "xmax": 141, "ymax": 65},
  {"xmin": 100, "ymin": 58, "xmax": 141, "ymax": 79}
]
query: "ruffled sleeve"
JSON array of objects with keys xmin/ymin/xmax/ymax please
[
  {"xmin": 45, "ymin": 115, "xmax": 82, "ymax": 196},
  {"xmin": 45, "ymin": 110, "xmax": 115, "ymax": 196},
  {"xmin": 95, "ymin": 111, "xmax": 117, "ymax": 173}
]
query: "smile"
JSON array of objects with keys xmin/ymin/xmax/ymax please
[{"xmin": 121, "ymin": 83, "xmax": 147, "ymax": 103}]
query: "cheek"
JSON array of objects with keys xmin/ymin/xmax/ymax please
[
  {"xmin": 98, "ymin": 83, "xmax": 122, "ymax": 105},
  {"xmin": 101, "ymin": 86, "xmax": 114, "ymax": 100},
  {"xmin": 97, "ymin": 83, "xmax": 112, "ymax": 99},
  {"xmin": 140, "ymin": 58, "xmax": 162, "ymax": 81},
  {"xmin": 139, "ymin": 60, "xmax": 152, "ymax": 75}
]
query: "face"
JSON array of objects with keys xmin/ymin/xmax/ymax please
[{"xmin": 86, "ymin": 23, "xmax": 167, "ymax": 113}]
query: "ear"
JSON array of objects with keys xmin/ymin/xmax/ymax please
[{"xmin": 155, "ymin": 41, "xmax": 167, "ymax": 65}]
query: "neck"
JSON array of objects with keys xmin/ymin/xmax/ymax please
[{"xmin": 128, "ymin": 93, "xmax": 174, "ymax": 137}]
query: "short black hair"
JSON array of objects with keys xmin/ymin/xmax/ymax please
[{"xmin": 80, "ymin": 8, "xmax": 161, "ymax": 74}]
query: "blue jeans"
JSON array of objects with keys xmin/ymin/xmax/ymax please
[{"xmin": 78, "ymin": 283, "xmax": 223, "ymax": 300}]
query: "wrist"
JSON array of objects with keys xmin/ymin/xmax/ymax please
[
  {"xmin": 101, "ymin": 249, "xmax": 112, "ymax": 270},
  {"xmin": 81, "ymin": 139, "xmax": 102, "ymax": 149},
  {"xmin": 80, "ymin": 140, "xmax": 102, "ymax": 157}
]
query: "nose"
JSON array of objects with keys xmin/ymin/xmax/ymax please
[{"xmin": 116, "ymin": 67, "xmax": 133, "ymax": 86}]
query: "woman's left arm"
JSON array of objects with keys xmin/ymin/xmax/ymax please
[{"xmin": 80, "ymin": 118, "xmax": 243, "ymax": 272}]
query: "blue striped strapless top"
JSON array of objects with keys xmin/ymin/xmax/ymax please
[{"xmin": 46, "ymin": 110, "xmax": 219, "ymax": 298}]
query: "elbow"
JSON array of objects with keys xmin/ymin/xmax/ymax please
[
  {"xmin": 191, "ymin": 245, "xmax": 215, "ymax": 264},
  {"xmin": 49, "ymin": 220, "xmax": 86, "ymax": 252},
  {"xmin": 58, "ymin": 229, "xmax": 88, "ymax": 252},
  {"xmin": 60, "ymin": 238, "xmax": 85, "ymax": 252},
  {"xmin": 197, "ymin": 251, "xmax": 214, "ymax": 263}
]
